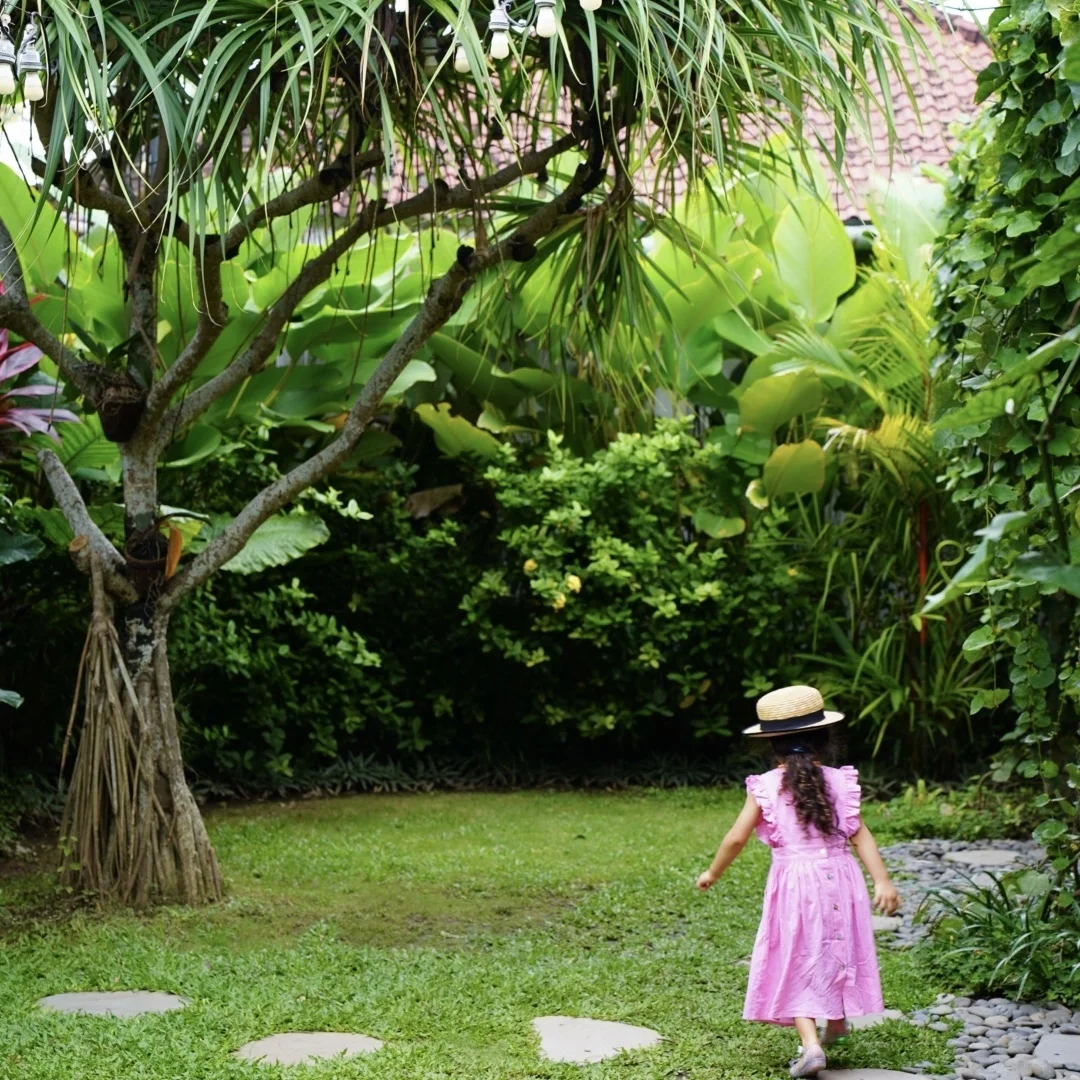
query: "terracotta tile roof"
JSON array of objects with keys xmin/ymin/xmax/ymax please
[{"xmin": 807, "ymin": 9, "xmax": 991, "ymax": 220}]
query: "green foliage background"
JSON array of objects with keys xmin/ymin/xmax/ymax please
[{"xmin": 932, "ymin": 0, "xmax": 1080, "ymax": 829}]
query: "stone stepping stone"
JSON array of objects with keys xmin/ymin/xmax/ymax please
[
  {"xmin": 233, "ymin": 1032, "xmax": 383, "ymax": 1066},
  {"xmin": 1035, "ymin": 1032, "xmax": 1080, "ymax": 1069},
  {"xmin": 37, "ymin": 991, "xmax": 188, "ymax": 1017},
  {"xmin": 820, "ymin": 1071, "xmax": 919, "ymax": 1079},
  {"xmin": 532, "ymin": 1016, "xmax": 662, "ymax": 1064},
  {"xmin": 872, "ymin": 916, "xmax": 902, "ymax": 933},
  {"xmin": 816, "ymin": 1010, "xmax": 904, "ymax": 1031},
  {"xmin": 942, "ymin": 849, "xmax": 1021, "ymax": 868}
]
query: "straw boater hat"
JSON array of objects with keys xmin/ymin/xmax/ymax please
[{"xmin": 742, "ymin": 684, "xmax": 844, "ymax": 738}]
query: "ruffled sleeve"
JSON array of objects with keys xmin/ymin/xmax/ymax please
[
  {"xmin": 746, "ymin": 773, "xmax": 777, "ymax": 846},
  {"xmin": 837, "ymin": 765, "xmax": 863, "ymax": 838}
]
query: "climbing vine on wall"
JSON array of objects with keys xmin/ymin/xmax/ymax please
[{"xmin": 931, "ymin": 0, "xmax": 1080, "ymax": 872}]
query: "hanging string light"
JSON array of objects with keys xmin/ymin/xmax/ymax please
[
  {"xmin": 16, "ymin": 14, "xmax": 43, "ymax": 102},
  {"xmin": 533, "ymin": 0, "xmax": 557, "ymax": 39},
  {"xmin": 419, "ymin": 32, "xmax": 440, "ymax": 75},
  {"xmin": 487, "ymin": 2, "xmax": 511, "ymax": 60},
  {"xmin": 0, "ymin": 17, "xmax": 15, "ymax": 97},
  {"xmin": 433, "ymin": 0, "xmax": 602, "ymax": 73}
]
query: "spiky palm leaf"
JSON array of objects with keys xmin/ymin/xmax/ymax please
[{"xmin": 20, "ymin": 0, "xmax": 931, "ymax": 349}]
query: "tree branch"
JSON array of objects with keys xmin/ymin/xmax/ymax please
[
  {"xmin": 219, "ymin": 146, "xmax": 385, "ymax": 257},
  {"xmin": 0, "ymin": 214, "xmax": 106, "ymax": 403},
  {"xmin": 0, "ymin": 198, "xmax": 121, "ymax": 402},
  {"xmin": 37, "ymin": 449, "xmax": 139, "ymax": 604},
  {"xmin": 161, "ymin": 149, "xmax": 597, "ymax": 609},
  {"xmin": 30, "ymin": 158, "xmax": 140, "ymax": 222},
  {"xmin": 31, "ymin": 93, "xmax": 141, "ymax": 227},
  {"xmin": 0, "ymin": 214, "xmax": 29, "ymax": 308},
  {"xmin": 162, "ymin": 134, "xmax": 578, "ymax": 434},
  {"xmin": 146, "ymin": 143, "xmax": 383, "ymax": 428},
  {"xmin": 144, "ymin": 252, "xmax": 227, "ymax": 428}
]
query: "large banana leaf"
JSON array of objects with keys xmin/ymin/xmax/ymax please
[
  {"xmin": 190, "ymin": 511, "xmax": 332, "ymax": 574},
  {"xmin": 770, "ymin": 195, "xmax": 856, "ymax": 323}
]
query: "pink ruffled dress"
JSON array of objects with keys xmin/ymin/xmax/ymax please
[{"xmin": 742, "ymin": 765, "xmax": 883, "ymax": 1026}]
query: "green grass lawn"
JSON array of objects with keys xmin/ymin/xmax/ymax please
[{"xmin": 0, "ymin": 788, "xmax": 951, "ymax": 1078}]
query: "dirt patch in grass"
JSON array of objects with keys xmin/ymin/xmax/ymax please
[{"xmin": 151, "ymin": 881, "xmax": 574, "ymax": 951}]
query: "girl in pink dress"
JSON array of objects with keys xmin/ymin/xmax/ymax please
[{"xmin": 697, "ymin": 685, "xmax": 899, "ymax": 1078}]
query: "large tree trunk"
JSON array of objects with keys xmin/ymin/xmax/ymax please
[
  {"xmin": 18, "ymin": 135, "xmax": 591, "ymax": 910},
  {"xmin": 60, "ymin": 557, "xmax": 221, "ymax": 905}
]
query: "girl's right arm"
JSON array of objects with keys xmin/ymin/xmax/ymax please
[
  {"xmin": 851, "ymin": 823, "xmax": 900, "ymax": 913},
  {"xmin": 696, "ymin": 792, "xmax": 760, "ymax": 890}
]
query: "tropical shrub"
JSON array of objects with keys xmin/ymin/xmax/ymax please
[
  {"xmin": 0, "ymin": 314, "xmax": 77, "ymax": 447},
  {"xmin": 924, "ymin": 871, "xmax": 1080, "ymax": 1004},
  {"xmin": 163, "ymin": 421, "xmax": 815, "ymax": 778},
  {"xmin": 874, "ymin": 779, "xmax": 1038, "ymax": 841},
  {"xmin": 462, "ymin": 422, "xmax": 817, "ymax": 742},
  {"xmin": 167, "ymin": 460, "xmax": 494, "ymax": 784}
]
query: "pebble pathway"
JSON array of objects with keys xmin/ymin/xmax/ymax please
[
  {"xmin": 852, "ymin": 838, "xmax": 1078, "ymax": 1080},
  {"xmin": 877, "ymin": 839, "xmax": 1043, "ymax": 950}
]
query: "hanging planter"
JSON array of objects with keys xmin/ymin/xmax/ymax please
[
  {"xmin": 123, "ymin": 524, "xmax": 168, "ymax": 599},
  {"xmin": 99, "ymin": 384, "xmax": 148, "ymax": 443}
]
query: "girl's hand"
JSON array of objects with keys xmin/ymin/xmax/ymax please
[
  {"xmin": 696, "ymin": 870, "xmax": 718, "ymax": 891},
  {"xmin": 873, "ymin": 879, "xmax": 899, "ymax": 914}
]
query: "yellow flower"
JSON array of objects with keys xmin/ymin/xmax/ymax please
[
  {"xmin": 786, "ymin": 566, "xmax": 800, "ymax": 578},
  {"xmin": 565, "ymin": 574, "xmax": 582, "ymax": 593},
  {"xmin": 523, "ymin": 559, "xmax": 538, "ymax": 574},
  {"xmin": 552, "ymin": 593, "xmax": 566, "ymax": 611}
]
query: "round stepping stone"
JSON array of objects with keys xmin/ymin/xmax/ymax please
[
  {"xmin": 532, "ymin": 1016, "xmax": 662, "ymax": 1064},
  {"xmin": 942, "ymin": 849, "xmax": 1020, "ymax": 868},
  {"xmin": 820, "ymin": 1071, "xmax": 919, "ymax": 1079},
  {"xmin": 816, "ymin": 1010, "xmax": 904, "ymax": 1031},
  {"xmin": 872, "ymin": 915, "xmax": 902, "ymax": 933},
  {"xmin": 1035, "ymin": 1032, "xmax": 1080, "ymax": 1068},
  {"xmin": 233, "ymin": 1032, "xmax": 383, "ymax": 1066},
  {"xmin": 37, "ymin": 991, "xmax": 188, "ymax": 1017}
]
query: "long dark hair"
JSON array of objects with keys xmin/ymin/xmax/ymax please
[{"xmin": 770, "ymin": 731, "xmax": 836, "ymax": 835}]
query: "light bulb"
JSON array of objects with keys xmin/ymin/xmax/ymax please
[
  {"xmin": 490, "ymin": 29, "xmax": 510, "ymax": 59},
  {"xmin": 535, "ymin": 3, "xmax": 558, "ymax": 37},
  {"xmin": 0, "ymin": 63, "xmax": 14, "ymax": 97},
  {"xmin": 454, "ymin": 44, "xmax": 470, "ymax": 73},
  {"xmin": 580, "ymin": 0, "xmax": 602, "ymax": 9},
  {"xmin": 22, "ymin": 70, "xmax": 43, "ymax": 103},
  {"xmin": 423, "ymin": 52, "xmax": 439, "ymax": 75}
]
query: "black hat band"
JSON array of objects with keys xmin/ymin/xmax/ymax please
[{"xmin": 756, "ymin": 709, "xmax": 826, "ymax": 733}]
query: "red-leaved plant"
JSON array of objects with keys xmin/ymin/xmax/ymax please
[{"xmin": 0, "ymin": 284, "xmax": 77, "ymax": 448}]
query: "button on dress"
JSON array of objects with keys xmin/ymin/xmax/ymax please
[{"xmin": 742, "ymin": 765, "xmax": 883, "ymax": 1026}]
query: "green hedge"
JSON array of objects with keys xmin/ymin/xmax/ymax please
[{"xmin": 162, "ymin": 422, "xmax": 817, "ymax": 786}]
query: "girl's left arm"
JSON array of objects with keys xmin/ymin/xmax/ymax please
[
  {"xmin": 851, "ymin": 822, "xmax": 900, "ymax": 914},
  {"xmin": 696, "ymin": 792, "xmax": 761, "ymax": 890}
]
